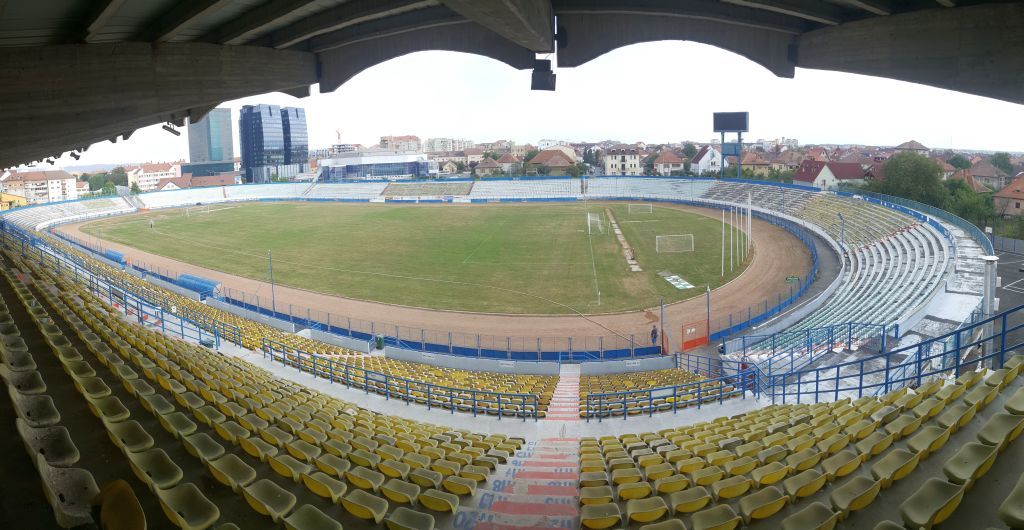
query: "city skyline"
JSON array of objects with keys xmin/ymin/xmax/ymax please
[{"xmin": 33, "ymin": 41, "xmax": 1024, "ymax": 169}]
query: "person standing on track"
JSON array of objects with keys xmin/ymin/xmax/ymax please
[{"xmin": 651, "ymin": 325, "xmax": 658, "ymax": 346}]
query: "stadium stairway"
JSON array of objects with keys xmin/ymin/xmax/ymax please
[
  {"xmin": 548, "ymin": 364, "xmax": 581, "ymax": 421},
  {"xmin": 457, "ymin": 438, "xmax": 581, "ymax": 529}
]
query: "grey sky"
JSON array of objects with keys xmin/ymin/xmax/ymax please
[{"xmin": 60, "ymin": 41, "xmax": 1024, "ymax": 168}]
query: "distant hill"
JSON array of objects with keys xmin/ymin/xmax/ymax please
[{"xmin": 64, "ymin": 163, "xmax": 129, "ymax": 175}]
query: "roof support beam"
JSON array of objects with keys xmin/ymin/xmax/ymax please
[
  {"xmin": 141, "ymin": 0, "xmax": 236, "ymax": 42},
  {"xmin": 0, "ymin": 42, "xmax": 317, "ymax": 168},
  {"xmin": 843, "ymin": 0, "xmax": 890, "ymax": 16},
  {"xmin": 438, "ymin": 0, "xmax": 554, "ymax": 52},
  {"xmin": 721, "ymin": 0, "xmax": 843, "ymax": 25},
  {"xmin": 554, "ymin": 0, "xmax": 807, "ymax": 35},
  {"xmin": 204, "ymin": 0, "xmax": 319, "ymax": 45},
  {"xmin": 82, "ymin": 0, "xmax": 130, "ymax": 42},
  {"xmin": 264, "ymin": 0, "xmax": 437, "ymax": 50},
  {"xmin": 797, "ymin": 3, "xmax": 1024, "ymax": 106},
  {"xmin": 935, "ymin": 0, "xmax": 955, "ymax": 6}
]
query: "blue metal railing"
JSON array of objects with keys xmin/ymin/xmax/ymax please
[
  {"xmin": 262, "ymin": 338, "xmax": 540, "ymax": 421},
  {"xmin": 727, "ymin": 322, "xmax": 890, "ymax": 376},
  {"xmin": 761, "ymin": 303, "xmax": 1023, "ymax": 403},
  {"xmin": 584, "ymin": 370, "xmax": 752, "ymax": 422}
]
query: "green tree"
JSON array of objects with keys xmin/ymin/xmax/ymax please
[
  {"xmin": 523, "ymin": 150, "xmax": 540, "ymax": 163},
  {"xmin": 109, "ymin": 166, "xmax": 128, "ymax": 187},
  {"xmin": 130, "ymin": 182, "xmax": 141, "ymax": 194},
  {"xmin": 682, "ymin": 143, "xmax": 697, "ymax": 159},
  {"xmin": 867, "ymin": 152, "xmax": 947, "ymax": 208},
  {"xmin": 101, "ymin": 181, "xmax": 117, "ymax": 196},
  {"xmin": 88, "ymin": 173, "xmax": 107, "ymax": 191},
  {"xmin": 567, "ymin": 162, "xmax": 588, "ymax": 178},
  {"xmin": 536, "ymin": 165, "xmax": 551, "ymax": 176},
  {"xmin": 992, "ymin": 152, "xmax": 1014, "ymax": 175},
  {"xmin": 947, "ymin": 154, "xmax": 971, "ymax": 170},
  {"xmin": 643, "ymin": 154, "xmax": 657, "ymax": 175},
  {"xmin": 455, "ymin": 161, "xmax": 466, "ymax": 172},
  {"xmin": 944, "ymin": 179, "xmax": 994, "ymax": 226}
]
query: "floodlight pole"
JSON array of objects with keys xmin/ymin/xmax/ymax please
[
  {"xmin": 737, "ymin": 132, "xmax": 743, "ymax": 179},
  {"xmin": 268, "ymin": 250, "xmax": 276, "ymax": 314},
  {"xmin": 720, "ymin": 132, "xmax": 725, "ymax": 180},
  {"xmin": 720, "ymin": 210, "xmax": 729, "ymax": 278}
]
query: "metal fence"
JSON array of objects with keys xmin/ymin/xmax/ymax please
[
  {"xmin": 993, "ymin": 235, "xmax": 1024, "ymax": 255},
  {"xmin": 261, "ymin": 339, "xmax": 540, "ymax": 421},
  {"xmin": 761, "ymin": 303, "xmax": 1022, "ymax": 403},
  {"xmin": 583, "ymin": 371, "xmax": 751, "ymax": 422}
]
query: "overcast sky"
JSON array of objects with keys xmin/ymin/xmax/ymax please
[{"xmin": 55, "ymin": 41, "xmax": 1024, "ymax": 168}]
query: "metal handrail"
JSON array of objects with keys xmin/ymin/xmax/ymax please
[
  {"xmin": 262, "ymin": 338, "xmax": 540, "ymax": 421},
  {"xmin": 584, "ymin": 370, "xmax": 752, "ymax": 422}
]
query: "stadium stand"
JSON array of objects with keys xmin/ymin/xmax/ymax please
[
  {"xmin": 578, "ymin": 364, "xmax": 1023, "ymax": 530},
  {"xmin": 580, "ymin": 369, "xmax": 744, "ymax": 418},
  {"xmin": 3, "ymin": 250, "xmax": 525, "ymax": 529},
  {"xmin": 383, "ymin": 181, "xmax": 474, "ymax": 197},
  {"xmin": 3, "ymin": 196, "xmax": 135, "ymax": 231}
]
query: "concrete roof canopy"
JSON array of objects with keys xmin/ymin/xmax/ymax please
[{"xmin": 1, "ymin": 0, "xmax": 1024, "ymax": 168}]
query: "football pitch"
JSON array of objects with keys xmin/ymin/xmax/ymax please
[{"xmin": 80, "ymin": 202, "xmax": 750, "ymax": 314}]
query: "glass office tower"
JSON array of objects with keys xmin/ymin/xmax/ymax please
[
  {"xmin": 281, "ymin": 107, "xmax": 308, "ymax": 165},
  {"xmin": 187, "ymin": 108, "xmax": 234, "ymax": 163},
  {"xmin": 238, "ymin": 104, "xmax": 285, "ymax": 183}
]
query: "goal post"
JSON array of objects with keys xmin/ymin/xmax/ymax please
[
  {"xmin": 587, "ymin": 212, "xmax": 604, "ymax": 235},
  {"xmin": 628, "ymin": 203, "xmax": 653, "ymax": 214},
  {"xmin": 656, "ymin": 234, "xmax": 694, "ymax": 253}
]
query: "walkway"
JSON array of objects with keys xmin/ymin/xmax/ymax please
[{"xmin": 546, "ymin": 364, "xmax": 581, "ymax": 421}]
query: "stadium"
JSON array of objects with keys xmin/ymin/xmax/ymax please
[
  {"xmin": 2, "ymin": 173, "xmax": 1022, "ymax": 530},
  {"xmin": 4, "ymin": 0, "xmax": 1024, "ymax": 529}
]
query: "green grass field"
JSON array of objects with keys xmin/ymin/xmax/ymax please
[{"xmin": 80, "ymin": 202, "xmax": 749, "ymax": 314}]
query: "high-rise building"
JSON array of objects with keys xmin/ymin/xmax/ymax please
[
  {"xmin": 281, "ymin": 107, "xmax": 308, "ymax": 165},
  {"xmin": 188, "ymin": 108, "xmax": 233, "ymax": 163},
  {"xmin": 239, "ymin": 104, "xmax": 309, "ymax": 183}
]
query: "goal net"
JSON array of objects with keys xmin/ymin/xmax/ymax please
[
  {"xmin": 587, "ymin": 212, "xmax": 604, "ymax": 235},
  {"xmin": 184, "ymin": 205, "xmax": 210, "ymax": 217},
  {"xmin": 656, "ymin": 234, "xmax": 694, "ymax": 253},
  {"xmin": 628, "ymin": 203, "xmax": 653, "ymax": 214}
]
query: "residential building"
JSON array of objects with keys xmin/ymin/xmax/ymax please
[
  {"xmin": 653, "ymin": 150, "xmax": 685, "ymax": 175},
  {"xmin": 496, "ymin": 153, "xmax": 521, "ymax": 174},
  {"xmin": 424, "ymin": 138, "xmax": 473, "ymax": 152},
  {"xmin": 792, "ymin": 160, "xmax": 867, "ymax": 189},
  {"xmin": 464, "ymin": 147, "xmax": 485, "ymax": 164},
  {"xmin": 690, "ymin": 145, "xmax": 727, "ymax": 175},
  {"xmin": 933, "ymin": 158, "xmax": 957, "ymax": 179},
  {"xmin": 602, "ymin": 145, "xmax": 642, "ymax": 176},
  {"xmin": 527, "ymin": 148, "xmax": 576, "ymax": 176},
  {"xmin": 319, "ymin": 152, "xmax": 438, "ymax": 181},
  {"xmin": 187, "ymin": 108, "xmax": 233, "ymax": 163},
  {"xmin": 476, "ymin": 140, "xmax": 511, "ymax": 152},
  {"xmin": 770, "ymin": 150, "xmax": 804, "ymax": 171},
  {"xmin": 994, "ymin": 173, "xmax": 1024, "ymax": 216},
  {"xmin": 239, "ymin": 104, "xmax": 308, "ymax": 183},
  {"xmin": 0, "ymin": 170, "xmax": 78, "ymax": 204},
  {"xmin": 950, "ymin": 169, "xmax": 992, "ymax": 193},
  {"xmin": 740, "ymin": 152, "xmax": 771, "ymax": 176},
  {"xmin": 438, "ymin": 160, "xmax": 459, "ymax": 174},
  {"xmin": 0, "ymin": 192, "xmax": 27, "ymax": 210},
  {"xmin": 126, "ymin": 163, "xmax": 181, "ymax": 192},
  {"xmin": 379, "ymin": 135, "xmax": 421, "ymax": 152},
  {"xmin": 971, "ymin": 160, "xmax": 1009, "ymax": 190},
  {"xmin": 538, "ymin": 139, "xmax": 569, "ymax": 150},
  {"xmin": 475, "ymin": 157, "xmax": 501, "ymax": 177},
  {"xmin": 510, "ymin": 144, "xmax": 533, "ymax": 158},
  {"xmin": 152, "ymin": 172, "xmax": 243, "ymax": 192},
  {"xmin": 895, "ymin": 140, "xmax": 929, "ymax": 155}
]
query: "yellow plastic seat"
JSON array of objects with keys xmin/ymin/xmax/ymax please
[
  {"xmin": 711, "ymin": 475, "xmax": 752, "ymax": 500},
  {"xmin": 268, "ymin": 453, "xmax": 311, "ymax": 483},
  {"xmin": 346, "ymin": 466, "xmax": 386, "ymax": 492},
  {"xmin": 207, "ymin": 454, "xmax": 256, "ymax": 493},
  {"xmin": 822, "ymin": 449, "xmax": 862, "ymax": 481},
  {"xmin": 871, "ymin": 448, "xmax": 920, "ymax": 489},
  {"xmin": 385, "ymin": 506, "xmax": 435, "ymax": 530},
  {"xmin": 653, "ymin": 474, "xmax": 689, "ymax": 494},
  {"xmin": 751, "ymin": 461, "xmax": 789, "ymax": 486},
  {"xmin": 739, "ymin": 485, "xmax": 788, "ymax": 524},
  {"xmin": 580, "ymin": 502, "xmax": 621, "ymax": 530},
  {"xmin": 669, "ymin": 486, "xmax": 711, "ymax": 515},
  {"xmin": 906, "ymin": 425, "xmax": 951, "ymax": 460},
  {"xmin": 830, "ymin": 475, "xmax": 881, "ymax": 520},
  {"xmin": 627, "ymin": 497, "xmax": 669, "ymax": 524},
  {"xmin": 301, "ymin": 471, "xmax": 347, "ymax": 503},
  {"xmin": 784, "ymin": 468, "xmax": 827, "ymax": 501},
  {"xmin": 942, "ymin": 442, "xmax": 998, "ymax": 488},
  {"xmin": 283, "ymin": 504, "xmax": 342, "ymax": 530},
  {"xmin": 341, "ymin": 489, "xmax": 389, "ymax": 523},
  {"xmin": 417, "ymin": 488, "xmax": 459, "ymax": 513},
  {"xmin": 441, "ymin": 475, "xmax": 477, "ymax": 496},
  {"xmin": 242, "ymin": 479, "xmax": 297, "ymax": 523},
  {"xmin": 899, "ymin": 478, "xmax": 965, "ymax": 530},
  {"xmin": 691, "ymin": 504, "xmax": 741, "ymax": 530},
  {"xmin": 409, "ymin": 468, "xmax": 443, "ymax": 490},
  {"xmin": 381, "ymin": 478, "xmax": 420, "ymax": 505}
]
